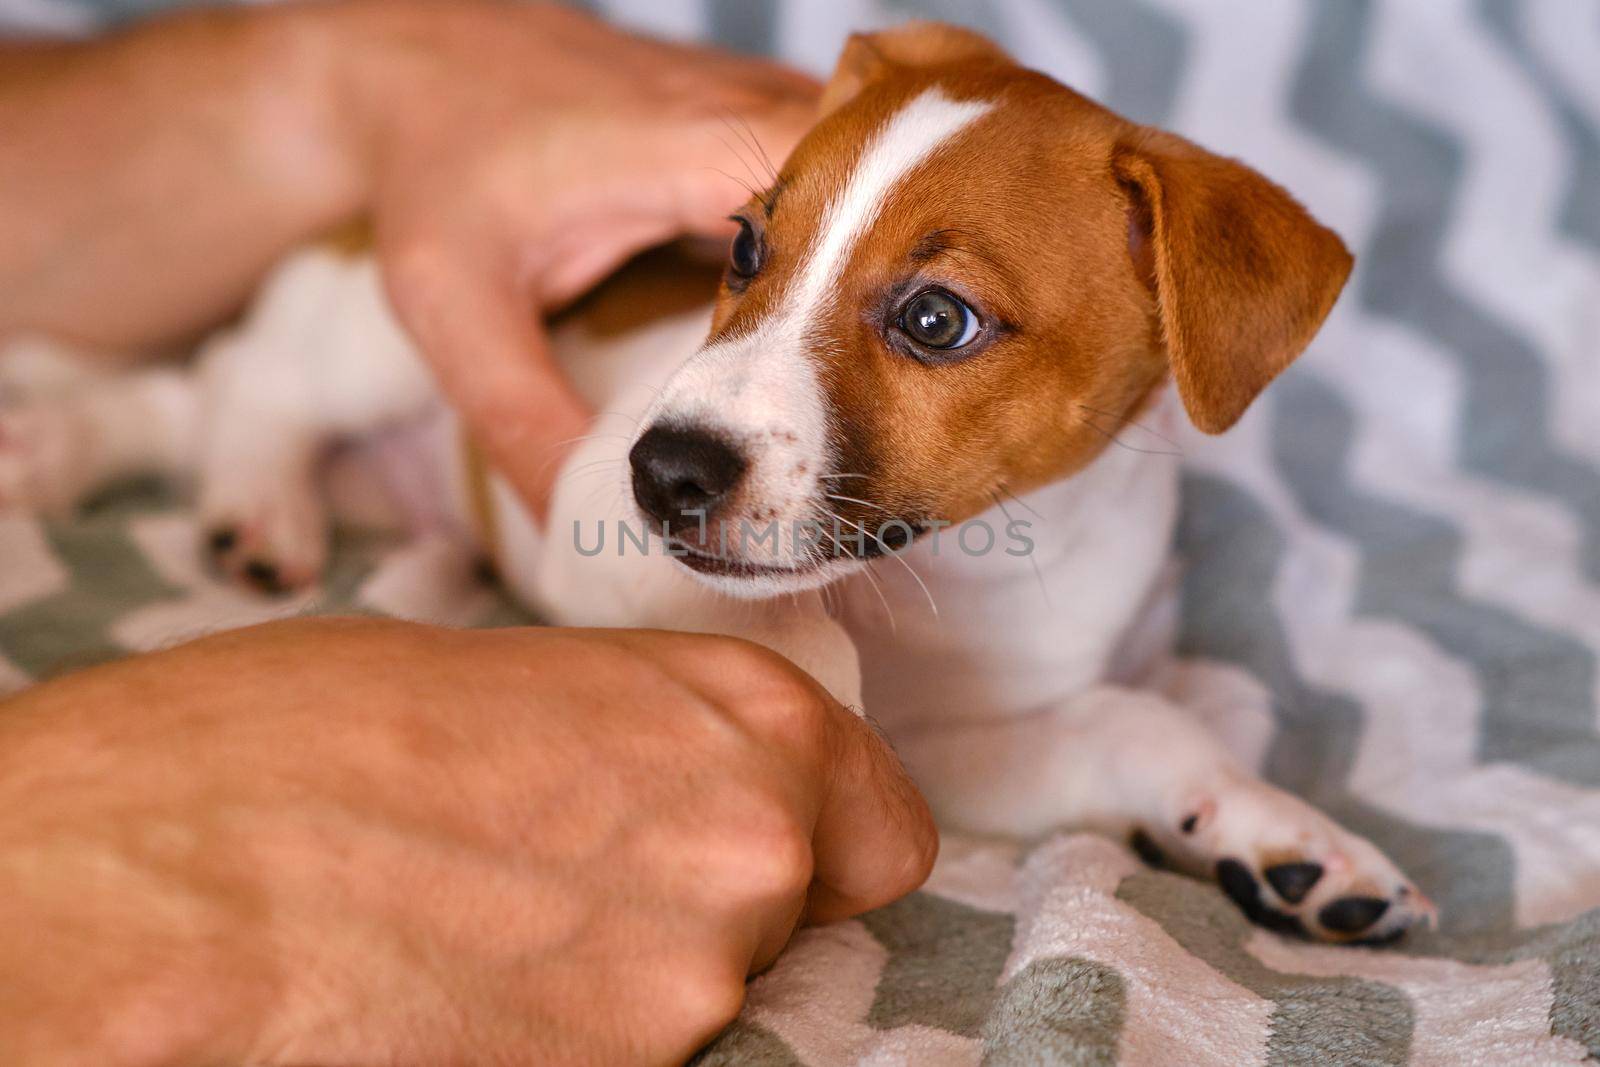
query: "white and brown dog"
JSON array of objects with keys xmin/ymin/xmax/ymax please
[{"xmin": 0, "ymin": 24, "xmax": 1436, "ymax": 943}]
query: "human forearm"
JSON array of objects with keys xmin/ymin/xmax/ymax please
[
  {"xmin": 0, "ymin": 674, "xmax": 275, "ymax": 1067},
  {"xmin": 0, "ymin": 4, "xmax": 362, "ymax": 350}
]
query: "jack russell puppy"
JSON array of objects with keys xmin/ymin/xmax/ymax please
[{"xmin": 0, "ymin": 24, "xmax": 1436, "ymax": 944}]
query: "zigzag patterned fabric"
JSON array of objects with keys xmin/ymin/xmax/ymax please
[{"xmin": 3, "ymin": 1, "xmax": 1599, "ymax": 1063}]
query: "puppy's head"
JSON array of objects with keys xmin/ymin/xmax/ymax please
[{"xmin": 629, "ymin": 23, "xmax": 1352, "ymax": 596}]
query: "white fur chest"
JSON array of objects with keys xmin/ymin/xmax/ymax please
[{"xmin": 837, "ymin": 427, "xmax": 1181, "ymax": 734}]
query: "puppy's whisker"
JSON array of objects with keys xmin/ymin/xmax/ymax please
[
  {"xmin": 1074, "ymin": 410, "xmax": 1183, "ymax": 458},
  {"xmin": 709, "ymin": 123, "xmax": 765, "ymax": 185},
  {"xmin": 581, "ymin": 485, "xmax": 626, "ymax": 521},
  {"xmin": 997, "ymin": 483, "xmax": 1046, "ymax": 523},
  {"xmin": 594, "ymin": 409, "xmax": 645, "ymax": 431},
  {"xmin": 1077, "ymin": 402, "xmax": 1181, "ymax": 447},
  {"xmin": 820, "ymin": 576, "xmax": 838, "ymax": 617},
  {"xmin": 825, "ymin": 492, "xmax": 888, "ymax": 514},
  {"xmin": 717, "ymin": 106, "xmax": 780, "ymax": 186},
  {"xmin": 991, "ymin": 489, "xmax": 1052, "ymax": 609},
  {"xmin": 859, "ymin": 559, "xmax": 898, "ymax": 633},
  {"xmin": 823, "ymin": 506, "xmax": 939, "ymax": 619},
  {"xmin": 531, "ymin": 423, "xmax": 632, "ymax": 488},
  {"xmin": 605, "ymin": 488, "xmax": 628, "ymax": 523},
  {"xmin": 583, "ymin": 480, "xmax": 623, "ymax": 514},
  {"xmin": 709, "ymin": 128, "xmax": 770, "ymax": 206},
  {"xmin": 548, "ymin": 431, "xmax": 631, "ymax": 450},
  {"xmin": 887, "ymin": 547, "xmax": 938, "ymax": 617},
  {"xmin": 815, "ymin": 524, "xmax": 855, "ymax": 615},
  {"xmin": 557, "ymin": 456, "xmax": 623, "ymax": 477},
  {"xmin": 1075, "ymin": 403, "xmax": 1184, "ymax": 457},
  {"xmin": 817, "ymin": 472, "xmax": 870, "ymax": 482},
  {"xmin": 552, "ymin": 457, "xmax": 624, "ymax": 490},
  {"xmin": 727, "ymin": 108, "xmax": 781, "ymax": 185},
  {"xmin": 701, "ymin": 163, "xmax": 761, "ymax": 203},
  {"xmin": 714, "ymin": 121, "xmax": 765, "ymax": 189}
]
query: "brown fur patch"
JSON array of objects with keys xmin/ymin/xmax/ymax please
[
  {"xmin": 1112, "ymin": 130, "xmax": 1353, "ymax": 432},
  {"xmin": 319, "ymin": 217, "xmax": 375, "ymax": 258},
  {"xmin": 555, "ymin": 241, "xmax": 723, "ymax": 339}
]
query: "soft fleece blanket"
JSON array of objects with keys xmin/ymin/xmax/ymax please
[{"xmin": 4, "ymin": 0, "xmax": 1600, "ymax": 1063}]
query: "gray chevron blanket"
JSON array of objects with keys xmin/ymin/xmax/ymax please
[{"xmin": 4, "ymin": 0, "xmax": 1600, "ymax": 1063}]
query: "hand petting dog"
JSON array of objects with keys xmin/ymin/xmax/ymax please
[{"xmin": 0, "ymin": 0, "xmax": 818, "ymax": 517}]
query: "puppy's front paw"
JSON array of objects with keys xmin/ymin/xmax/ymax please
[
  {"xmin": 200, "ymin": 477, "xmax": 327, "ymax": 596},
  {"xmin": 0, "ymin": 403, "xmax": 90, "ymax": 516},
  {"xmin": 1140, "ymin": 777, "xmax": 1436, "ymax": 945}
]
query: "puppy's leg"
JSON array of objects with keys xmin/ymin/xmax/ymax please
[
  {"xmin": 0, "ymin": 336, "xmax": 113, "ymax": 401},
  {"xmin": 897, "ymin": 686, "xmax": 1435, "ymax": 943},
  {"xmin": 196, "ymin": 393, "xmax": 325, "ymax": 593},
  {"xmin": 195, "ymin": 250, "xmax": 438, "ymax": 593},
  {"xmin": 0, "ymin": 363, "xmax": 198, "ymax": 515}
]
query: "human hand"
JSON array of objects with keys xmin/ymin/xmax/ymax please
[
  {"xmin": 330, "ymin": 1, "xmax": 820, "ymax": 517},
  {"xmin": 0, "ymin": 619, "xmax": 934, "ymax": 1065}
]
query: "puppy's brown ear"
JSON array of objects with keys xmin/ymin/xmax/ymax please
[
  {"xmin": 1112, "ymin": 129, "xmax": 1354, "ymax": 434},
  {"xmin": 820, "ymin": 23, "xmax": 1012, "ymax": 118}
]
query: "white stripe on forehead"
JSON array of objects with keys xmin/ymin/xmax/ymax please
[{"xmin": 791, "ymin": 87, "xmax": 996, "ymax": 316}]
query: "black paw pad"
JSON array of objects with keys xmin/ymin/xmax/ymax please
[
  {"xmin": 207, "ymin": 526, "xmax": 238, "ymax": 555},
  {"xmin": 1129, "ymin": 828, "xmax": 1166, "ymax": 868},
  {"xmin": 1318, "ymin": 895, "xmax": 1390, "ymax": 933},
  {"xmin": 1264, "ymin": 861, "xmax": 1324, "ymax": 905},
  {"xmin": 243, "ymin": 559, "xmax": 284, "ymax": 595},
  {"xmin": 1216, "ymin": 859, "xmax": 1306, "ymax": 937},
  {"xmin": 1216, "ymin": 859, "xmax": 1260, "ymax": 911}
]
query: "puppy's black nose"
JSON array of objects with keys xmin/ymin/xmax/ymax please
[{"xmin": 629, "ymin": 425, "xmax": 747, "ymax": 527}]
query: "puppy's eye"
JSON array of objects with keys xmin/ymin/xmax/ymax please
[
  {"xmin": 729, "ymin": 218, "xmax": 763, "ymax": 278},
  {"xmin": 898, "ymin": 289, "xmax": 980, "ymax": 350}
]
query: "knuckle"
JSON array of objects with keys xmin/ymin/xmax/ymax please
[
  {"xmin": 711, "ymin": 794, "xmax": 814, "ymax": 900},
  {"xmin": 705, "ymin": 633, "xmax": 794, "ymax": 678},
  {"xmin": 712, "ymin": 640, "xmax": 827, "ymax": 746},
  {"xmin": 740, "ymin": 823, "xmax": 814, "ymax": 899}
]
